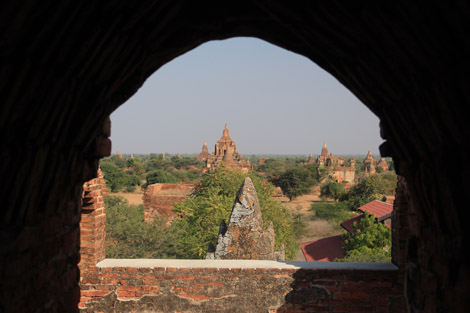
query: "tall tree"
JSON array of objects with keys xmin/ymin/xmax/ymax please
[
  {"xmin": 320, "ymin": 182, "xmax": 346, "ymax": 201},
  {"xmin": 271, "ymin": 166, "xmax": 317, "ymax": 201}
]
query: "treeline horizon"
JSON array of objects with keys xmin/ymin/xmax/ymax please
[{"xmin": 114, "ymin": 153, "xmax": 384, "ymax": 158}]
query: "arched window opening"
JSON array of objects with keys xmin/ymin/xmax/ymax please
[{"xmin": 86, "ymin": 37, "xmax": 396, "ymax": 264}]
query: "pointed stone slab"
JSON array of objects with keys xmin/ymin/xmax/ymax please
[
  {"xmin": 211, "ymin": 177, "xmax": 284, "ymax": 260},
  {"xmin": 227, "ymin": 177, "xmax": 263, "ymax": 230}
]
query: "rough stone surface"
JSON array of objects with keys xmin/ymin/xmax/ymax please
[{"xmin": 210, "ymin": 178, "xmax": 284, "ymax": 260}]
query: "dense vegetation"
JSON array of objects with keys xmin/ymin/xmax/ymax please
[
  {"xmin": 311, "ymin": 172, "xmax": 396, "ymax": 218},
  {"xmin": 320, "ymin": 182, "xmax": 346, "ymax": 201},
  {"xmin": 336, "ymin": 211, "xmax": 392, "ymax": 262},
  {"xmin": 105, "ymin": 196, "xmax": 182, "ymax": 258},
  {"xmin": 340, "ymin": 173, "xmax": 397, "ymax": 210},
  {"xmin": 255, "ymin": 157, "xmax": 305, "ymax": 177},
  {"xmin": 100, "ymin": 154, "xmax": 203, "ymax": 192},
  {"xmin": 170, "ymin": 164, "xmax": 298, "ymax": 259},
  {"xmin": 270, "ymin": 164, "xmax": 324, "ymax": 200}
]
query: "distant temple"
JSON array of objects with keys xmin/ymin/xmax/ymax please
[
  {"xmin": 312, "ymin": 141, "xmax": 356, "ymax": 183},
  {"xmin": 363, "ymin": 151, "xmax": 392, "ymax": 176},
  {"xmin": 377, "ymin": 157, "xmax": 389, "ymax": 171},
  {"xmin": 316, "ymin": 141, "xmax": 346, "ymax": 167},
  {"xmin": 364, "ymin": 150, "xmax": 375, "ymax": 165},
  {"xmin": 312, "ymin": 142, "xmax": 392, "ymax": 180},
  {"xmin": 197, "ymin": 124, "xmax": 253, "ymax": 173}
]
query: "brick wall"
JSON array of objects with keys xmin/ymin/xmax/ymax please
[
  {"xmin": 80, "ymin": 168, "xmax": 107, "ymax": 273},
  {"xmin": 143, "ymin": 183, "xmax": 194, "ymax": 223},
  {"xmin": 80, "ymin": 260, "xmax": 402, "ymax": 313}
]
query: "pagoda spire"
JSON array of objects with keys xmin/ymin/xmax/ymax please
[
  {"xmin": 220, "ymin": 123, "xmax": 232, "ymax": 141},
  {"xmin": 320, "ymin": 141, "xmax": 328, "ymax": 157}
]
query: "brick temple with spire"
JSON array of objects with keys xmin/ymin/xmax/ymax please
[
  {"xmin": 312, "ymin": 142, "xmax": 392, "ymax": 180},
  {"xmin": 316, "ymin": 141, "xmax": 346, "ymax": 167},
  {"xmin": 198, "ymin": 124, "xmax": 253, "ymax": 173},
  {"xmin": 312, "ymin": 141, "xmax": 356, "ymax": 183}
]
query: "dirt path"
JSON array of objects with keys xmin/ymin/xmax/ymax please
[
  {"xmin": 109, "ymin": 190, "xmax": 144, "ymax": 205},
  {"xmin": 277, "ymin": 193, "xmax": 345, "ymax": 261}
]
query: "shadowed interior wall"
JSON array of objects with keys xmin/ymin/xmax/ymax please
[{"xmin": 1, "ymin": 1, "xmax": 469, "ymax": 312}]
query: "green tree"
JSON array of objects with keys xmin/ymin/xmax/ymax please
[
  {"xmin": 171, "ymin": 164, "xmax": 298, "ymax": 259},
  {"xmin": 126, "ymin": 158, "xmax": 145, "ymax": 178},
  {"xmin": 291, "ymin": 209, "xmax": 308, "ymax": 240},
  {"xmin": 337, "ymin": 211, "xmax": 391, "ymax": 262},
  {"xmin": 271, "ymin": 166, "xmax": 317, "ymax": 200},
  {"xmin": 320, "ymin": 182, "xmax": 346, "ymax": 201},
  {"xmin": 105, "ymin": 196, "xmax": 183, "ymax": 258},
  {"xmin": 101, "ymin": 162, "xmax": 140, "ymax": 192},
  {"xmin": 344, "ymin": 173, "xmax": 397, "ymax": 210},
  {"xmin": 171, "ymin": 156, "xmax": 203, "ymax": 170},
  {"xmin": 109, "ymin": 155, "xmax": 127, "ymax": 169},
  {"xmin": 145, "ymin": 170, "xmax": 179, "ymax": 185},
  {"xmin": 257, "ymin": 158, "xmax": 288, "ymax": 177}
]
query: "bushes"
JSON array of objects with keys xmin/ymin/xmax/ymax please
[
  {"xmin": 310, "ymin": 201, "xmax": 353, "ymax": 225},
  {"xmin": 342, "ymin": 173, "xmax": 397, "ymax": 210},
  {"xmin": 100, "ymin": 162, "xmax": 140, "ymax": 192},
  {"xmin": 171, "ymin": 165, "xmax": 298, "ymax": 260},
  {"xmin": 271, "ymin": 165, "xmax": 318, "ymax": 200},
  {"xmin": 320, "ymin": 182, "xmax": 346, "ymax": 201},
  {"xmin": 291, "ymin": 210, "xmax": 308, "ymax": 240},
  {"xmin": 145, "ymin": 170, "xmax": 180, "ymax": 185},
  {"xmin": 336, "ymin": 211, "xmax": 392, "ymax": 262},
  {"xmin": 105, "ymin": 196, "xmax": 183, "ymax": 258}
]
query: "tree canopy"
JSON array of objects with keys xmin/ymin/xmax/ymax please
[
  {"xmin": 271, "ymin": 164, "xmax": 319, "ymax": 200},
  {"xmin": 100, "ymin": 162, "xmax": 140, "ymax": 192},
  {"xmin": 337, "ymin": 211, "xmax": 391, "ymax": 262},
  {"xmin": 320, "ymin": 182, "xmax": 346, "ymax": 201},
  {"xmin": 105, "ymin": 196, "xmax": 182, "ymax": 258},
  {"xmin": 342, "ymin": 173, "xmax": 397, "ymax": 210}
]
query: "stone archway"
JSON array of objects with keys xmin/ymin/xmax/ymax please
[{"xmin": 1, "ymin": 2, "xmax": 469, "ymax": 312}]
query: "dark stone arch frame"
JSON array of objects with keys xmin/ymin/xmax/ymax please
[{"xmin": 1, "ymin": 1, "xmax": 469, "ymax": 312}]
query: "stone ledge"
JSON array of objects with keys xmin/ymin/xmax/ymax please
[{"xmin": 97, "ymin": 259, "xmax": 398, "ymax": 271}]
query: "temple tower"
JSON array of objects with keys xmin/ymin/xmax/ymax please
[
  {"xmin": 320, "ymin": 141, "xmax": 329, "ymax": 158},
  {"xmin": 377, "ymin": 157, "xmax": 389, "ymax": 171},
  {"xmin": 197, "ymin": 140, "xmax": 210, "ymax": 161},
  {"xmin": 215, "ymin": 123, "xmax": 237, "ymax": 157},
  {"xmin": 201, "ymin": 124, "xmax": 252, "ymax": 172},
  {"xmin": 364, "ymin": 150, "xmax": 375, "ymax": 165}
]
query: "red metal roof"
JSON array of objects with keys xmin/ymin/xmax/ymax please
[
  {"xmin": 357, "ymin": 200, "xmax": 393, "ymax": 220},
  {"xmin": 340, "ymin": 214, "xmax": 364, "ymax": 233},
  {"xmin": 301, "ymin": 235, "xmax": 344, "ymax": 261}
]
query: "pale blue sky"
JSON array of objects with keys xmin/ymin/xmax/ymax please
[{"xmin": 110, "ymin": 37, "xmax": 383, "ymax": 155}]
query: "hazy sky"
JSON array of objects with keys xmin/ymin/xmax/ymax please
[{"xmin": 110, "ymin": 37, "xmax": 383, "ymax": 155}]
